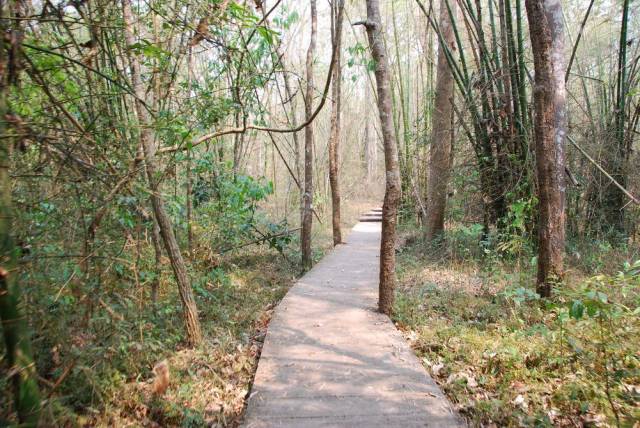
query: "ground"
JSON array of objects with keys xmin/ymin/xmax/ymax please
[{"xmin": 393, "ymin": 226, "xmax": 640, "ymax": 427}]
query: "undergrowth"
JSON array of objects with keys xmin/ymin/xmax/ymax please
[
  {"xmin": 0, "ymin": 195, "xmax": 375, "ymax": 427},
  {"xmin": 0, "ymin": 246, "xmax": 296, "ymax": 427},
  {"xmin": 394, "ymin": 225, "xmax": 640, "ymax": 427}
]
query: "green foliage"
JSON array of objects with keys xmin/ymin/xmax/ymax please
[
  {"xmin": 496, "ymin": 197, "xmax": 537, "ymax": 259},
  {"xmin": 195, "ymin": 166, "xmax": 278, "ymax": 247},
  {"xmin": 346, "ymin": 42, "xmax": 375, "ymax": 82},
  {"xmin": 447, "ymin": 223, "xmax": 486, "ymax": 260},
  {"xmin": 272, "ymin": 8, "xmax": 299, "ymax": 30}
]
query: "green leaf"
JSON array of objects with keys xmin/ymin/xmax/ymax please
[{"xmin": 570, "ymin": 300, "xmax": 584, "ymax": 320}]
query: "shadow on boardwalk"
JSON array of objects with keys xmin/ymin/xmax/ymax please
[{"xmin": 243, "ymin": 222, "xmax": 464, "ymax": 427}]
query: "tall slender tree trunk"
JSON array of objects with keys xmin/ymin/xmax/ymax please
[
  {"xmin": 328, "ymin": 0, "xmax": 344, "ymax": 246},
  {"xmin": 362, "ymin": 0, "xmax": 401, "ymax": 315},
  {"xmin": 150, "ymin": 216, "xmax": 163, "ymax": 309},
  {"xmin": 605, "ymin": 0, "xmax": 630, "ymax": 235},
  {"xmin": 525, "ymin": 0, "xmax": 567, "ymax": 297},
  {"xmin": 186, "ymin": 48, "xmax": 195, "ymax": 256},
  {"xmin": 424, "ymin": 0, "xmax": 456, "ymax": 241},
  {"xmin": 123, "ymin": 0, "xmax": 202, "ymax": 345},
  {"xmin": 0, "ymin": 11, "xmax": 41, "ymax": 423},
  {"xmin": 301, "ymin": 0, "xmax": 317, "ymax": 270}
]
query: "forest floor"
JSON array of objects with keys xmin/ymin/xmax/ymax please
[
  {"xmin": 243, "ymin": 220, "xmax": 462, "ymax": 427},
  {"xmin": 393, "ymin": 226, "xmax": 640, "ymax": 427}
]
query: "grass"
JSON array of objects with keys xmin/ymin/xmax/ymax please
[{"xmin": 393, "ymin": 226, "xmax": 640, "ymax": 427}]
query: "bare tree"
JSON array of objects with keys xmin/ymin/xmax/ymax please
[
  {"xmin": 329, "ymin": 0, "xmax": 345, "ymax": 246},
  {"xmin": 123, "ymin": 0, "xmax": 202, "ymax": 344},
  {"xmin": 301, "ymin": 0, "xmax": 317, "ymax": 270},
  {"xmin": 359, "ymin": 0, "xmax": 402, "ymax": 315},
  {"xmin": 424, "ymin": 0, "xmax": 456, "ymax": 241},
  {"xmin": 525, "ymin": 0, "xmax": 567, "ymax": 297}
]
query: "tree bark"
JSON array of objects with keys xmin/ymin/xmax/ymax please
[
  {"xmin": 424, "ymin": 0, "xmax": 456, "ymax": 241},
  {"xmin": 301, "ymin": 0, "xmax": 317, "ymax": 270},
  {"xmin": 150, "ymin": 215, "xmax": 163, "ymax": 309},
  {"xmin": 123, "ymin": 0, "xmax": 202, "ymax": 345},
  {"xmin": 525, "ymin": 0, "xmax": 567, "ymax": 297},
  {"xmin": 0, "ymin": 13, "xmax": 42, "ymax": 424},
  {"xmin": 362, "ymin": 0, "xmax": 402, "ymax": 315},
  {"xmin": 328, "ymin": 0, "xmax": 344, "ymax": 246},
  {"xmin": 186, "ymin": 48, "xmax": 194, "ymax": 256}
]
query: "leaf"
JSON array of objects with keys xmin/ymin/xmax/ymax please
[{"xmin": 570, "ymin": 300, "xmax": 584, "ymax": 319}]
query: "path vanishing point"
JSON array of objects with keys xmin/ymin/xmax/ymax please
[{"xmin": 243, "ymin": 210, "xmax": 464, "ymax": 427}]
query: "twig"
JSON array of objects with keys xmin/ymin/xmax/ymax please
[
  {"xmin": 567, "ymin": 135, "xmax": 639, "ymax": 205},
  {"xmin": 565, "ymin": 0, "xmax": 595, "ymax": 83},
  {"xmin": 22, "ymin": 43, "xmax": 152, "ymax": 111},
  {"xmin": 217, "ymin": 228, "xmax": 301, "ymax": 254},
  {"xmin": 46, "ymin": 361, "xmax": 77, "ymax": 398}
]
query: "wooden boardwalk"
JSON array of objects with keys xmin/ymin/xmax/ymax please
[{"xmin": 243, "ymin": 220, "xmax": 463, "ymax": 427}]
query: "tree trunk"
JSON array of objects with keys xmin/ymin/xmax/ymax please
[
  {"xmin": 123, "ymin": 0, "xmax": 202, "ymax": 345},
  {"xmin": 301, "ymin": 0, "xmax": 317, "ymax": 270},
  {"xmin": 424, "ymin": 0, "xmax": 456, "ymax": 241},
  {"xmin": 328, "ymin": 0, "xmax": 344, "ymax": 246},
  {"xmin": 186, "ymin": 48, "xmax": 194, "ymax": 256},
  {"xmin": 363, "ymin": 0, "xmax": 402, "ymax": 315},
  {"xmin": 150, "ymin": 216, "xmax": 163, "ymax": 309},
  {"xmin": 0, "ymin": 12, "xmax": 42, "ymax": 424},
  {"xmin": 525, "ymin": 0, "xmax": 567, "ymax": 297}
]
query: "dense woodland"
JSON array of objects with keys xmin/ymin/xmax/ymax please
[{"xmin": 0, "ymin": 0, "xmax": 638, "ymax": 426}]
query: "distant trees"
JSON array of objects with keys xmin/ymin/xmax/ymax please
[
  {"xmin": 526, "ymin": 0, "xmax": 567, "ymax": 297},
  {"xmin": 361, "ymin": 0, "xmax": 401, "ymax": 315}
]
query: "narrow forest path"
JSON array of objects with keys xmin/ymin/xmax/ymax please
[{"xmin": 243, "ymin": 213, "xmax": 463, "ymax": 427}]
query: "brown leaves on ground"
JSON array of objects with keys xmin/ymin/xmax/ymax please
[
  {"xmin": 91, "ymin": 308, "xmax": 277, "ymax": 428},
  {"xmin": 151, "ymin": 360, "xmax": 170, "ymax": 396}
]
